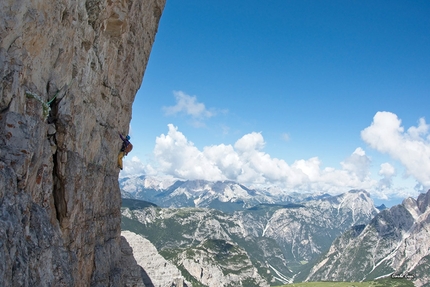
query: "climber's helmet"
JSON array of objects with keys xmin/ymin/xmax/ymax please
[{"xmin": 126, "ymin": 135, "xmax": 131, "ymax": 141}]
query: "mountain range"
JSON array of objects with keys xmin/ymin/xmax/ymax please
[
  {"xmin": 120, "ymin": 176, "xmax": 382, "ymax": 286},
  {"xmin": 305, "ymin": 190, "xmax": 430, "ymax": 286},
  {"xmin": 120, "ymin": 175, "xmax": 357, "ymax": 212},
  {"xmin": 119, "ymin": 176, "xmax": 429, "ymax": 286}
]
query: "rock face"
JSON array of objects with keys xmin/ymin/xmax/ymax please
[
  {"xmin": 122, "ymin": 205, "xmax": 275, "ymax": 286},
  {"xmin": 122, "ymin": 230, "xmax": 189, "ymax": 287},
  {"xmin": 0, "ymin": 0, "xmax": 165, "ymax": 286},
  {"xmin": 248, "ymin": 190, "xmax": 379, "ymax": 263},
  {"xmin": 305, "ymin": 190, "xmax": 430, "ymax": 286}
]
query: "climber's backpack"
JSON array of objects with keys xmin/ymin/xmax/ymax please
[{"xmin": 125, "ymin": 142, "xmax": 133, "ymax": 154}]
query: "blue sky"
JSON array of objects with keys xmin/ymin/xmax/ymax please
[{"xmin": 122, "ymin": 1, "xmax": 430, "ymax": 206}]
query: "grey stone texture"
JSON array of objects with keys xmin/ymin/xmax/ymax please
[{"xmin": 0, "ymin": 0, "xmax": 165, "ymax": 286}]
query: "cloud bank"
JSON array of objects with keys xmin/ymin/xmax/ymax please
[
  {"xmin": 145, "ymin": 124, "xmax": 377, "ymax": 195},
  {"xmin": 122, "ymin": 111, "xmax": 429, "ymax": 200},
  {"xmin": 361, "ymin": 111, "xmax": 430, "ymax": 191}
]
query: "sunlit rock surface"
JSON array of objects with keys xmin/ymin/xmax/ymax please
[
  {"xmin": 306, "ymin": 190, "xmax": 430, "ymax": 286},
  {"xmin": 122, "ymin": 230, "xmax": 189, "ymax": 287},
  {"xmin": 0, "ymin": 0, "xmax": 165, "ymax": 285}
]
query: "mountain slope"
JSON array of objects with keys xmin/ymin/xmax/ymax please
[
  {"xmin": 233, "ymin": 190, "xmax": 378, "ymax": 267},
  {"xmin": 305, "ymin": 190, "xmax": 430, "ymax": 286},
  {"xmin": 120, "ymin": 189, "xmax": 378, "ymax": 286},
  {"xmin": 121, "ymin": 230, "xmax": 189, "ymax": 287},
  {"xmin": 122, "ymin": 205, "xmax": 272, "ymax": 287}
]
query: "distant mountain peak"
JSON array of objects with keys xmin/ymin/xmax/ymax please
[
  {"xmin": 120, "ymin": 176, "xmax": 381, "ymax": 215},
  {"xmin": 376, "ymin": 203, "xmax": 387, "ymax": 211},
  {"xmin": 417, "ymin": 189, "xmax": 430, "ymax": 213},
  {"xmin": 305, "ymin": 189, "xmax": 430, "ymax": 285}
]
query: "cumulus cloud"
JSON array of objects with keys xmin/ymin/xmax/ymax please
[
  {"xmin": 340, "ymin": 147, "xmax": 371, "ymax": 181},
  {"xmin": 378, "ymin": 162, "xmax": 396, "ymax": 189},
  {"xmin": 234, "ymin": 132, "xmax": 265, "ymax": 153},
  {"xmin": 120, "ymin": 156, "xmax": 147, "ymax": 177},
  {"xmin": 146, "ymin": 124, "xmax": 379, "ymax": 194},
  {"xmin": 379, "ymin": 162, "xmax": 396, "ymax": 177},
  {"xmin": 152, "ymin": 124, "xmax": 224, "ymax": 180},
  {"xmin": 163, "ymin": 91, "xmax": 214, "ymax": 119},
  {"xmin": 361, "ymin": 111, "xmax": 430, "ymax": 190},
  {"xmin": 122, "ymin": 112, "xmax": 430, "ymax": 200}
]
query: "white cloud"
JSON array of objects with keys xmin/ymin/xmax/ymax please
[
  {"xmin": 407, "ymin": 118, "xmax": 429, "ymax": 140},
  {"xmin": 379, "ymin": 162, "xmax": 396, "ymax": 177},
  {"xmin": 125, "ymin": 112, "xmax": 430, "ymax": 200},
  {"xmin": 203, "ymin": 144, "xmax": 242, "ymax": 179},
  {"xmin": 123, "ymin": 112, "xmax": 430, "ymax": 200},
  {"xmin": 340, "ymin": 147, "xmax": 371, "ymax": 181},
  {"xmin": 163, "ymin": 91, "xmax": 214, "ymax": 119},
  {"xmin": 378, "ymin": 162, "xmax": 396, "ymax": 189},
  {"xmin": 234, "ymin": 132, "xmax": 265, "ymax": 153},
  {"xmin": 361, "ymin": 111, "xmax": 430, "ymax": 190},
  {"xmin": 145, "ymin": 124, "xmax": 380, "ymax": 195},
  {"xmin": 152, "ymin": 124, "xmax": 224, "ymax": 181},
  {"xmin": 120, "ymin": 156, "xmax": 147, "ymax": 177}
]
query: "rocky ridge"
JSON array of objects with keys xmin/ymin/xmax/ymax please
[
  {"xmin": 1, "ymin": 0, "xmax": 165, "ymax": 285},
  {"xmin": 122, "ymin": 230, "xmax": 189, "ymax": 287},
  {"xmin": 120, "ymin": 175, "xmax": 332, "ymax": 211},
  {"xmin": 121, "ymin": 189, "xmax": 378, "ymax": 286},
  {"xmin": 247, "ymin": 190, "xmax": 379, "ymax": 263},
  {"xmin": 122, "ymin": 206, "xmax": 271, "ymax": 287},
  {"xmin": 305, "ymin": 190, "xmax": 430, "ymax": 286}
]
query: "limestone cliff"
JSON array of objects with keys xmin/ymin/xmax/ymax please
[
  {"xmin": 122, "ymin": 231, "xmax": 190, "ymax": 287},
  {"xmin": 0, "ymin": 0, "xmax": 165, "ymax": 286},
  {"xmin": 305, "ymin": 190, "xmax": 430, "ymax": 285}
]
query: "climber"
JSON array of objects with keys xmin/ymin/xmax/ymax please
[{"xmin": 117, "ymin": 133, "xmax": 133, "ymax": 170}]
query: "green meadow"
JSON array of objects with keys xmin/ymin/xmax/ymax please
[{"xmin": 281, "ymin": 278, "xmax": 414, "ymax": 287}]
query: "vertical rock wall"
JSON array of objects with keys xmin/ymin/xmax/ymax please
[{"xmin": 0, "ymin": 0, "xmax": 165, "ymax": 286}]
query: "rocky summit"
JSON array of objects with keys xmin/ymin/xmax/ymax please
[{"xmin": 0, "ymin": 0, "xmax": 165, "ymax": 286}]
